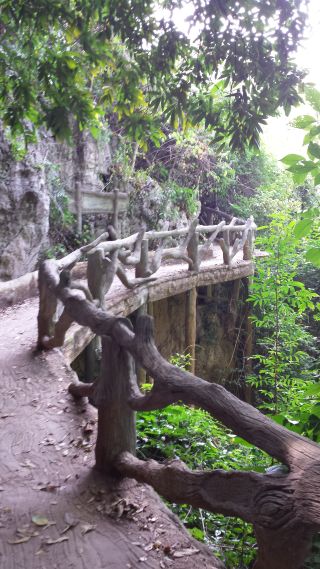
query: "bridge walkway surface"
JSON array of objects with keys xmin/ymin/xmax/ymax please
[{"xmin": 0, "ymin": 250, "xmax": 253, "ymax": 569}]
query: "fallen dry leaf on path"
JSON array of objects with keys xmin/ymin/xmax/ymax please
[
  {"xmin": 60, "ymin": 512, "xmax": 79, "ymax": 534},
  {"xmin": 173, "ymin": 548, "xmax": 200, "ymax": 558},
  {"xmin": 20, "ymin": 460, "xmax": 36, "ymax": 468},
  {"xmin": 45, "ymin": 536, "xmax": 69, "ymax": 545},
  {"xmin": 64, "ymin": 512, "xmax": 79, "ymax": 526},
  {"xmin": 81, "ymin": 523, "xmax": 96, "ymax": 535},
  {"xmin": 8, "ymin": 536, "xmax": 31, "ymax": 545}
]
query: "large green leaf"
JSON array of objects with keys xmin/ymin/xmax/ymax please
[
  {"xmin": 287, "ymin": 161, "xmax": 315, "ymax": 174},
  {"xmin": 280, "ymin": 154, "xmax": 305, "ymax": 166},
  {"xmin": 305, "ymin": 86, "xmax": 320, "ymax": 113},
  {"xmin": 303, "ymin": 383, "xmax": 320, "ymax": 396},
  {"xmin": 291, "ymin": 115, "xmax": 316, "ymax": 129},
  {"xmin": 292, "ymin": 170, "xmax": 309, "ymax": 185},
  {"xmin": 308, "ymin": 142, "xmax": 320, "ymax": 159},
  {"xmin": 294, "ymin": 217, "xmax": 313, "ymax": 239},
  {"xmin": 305, "ymin": 247, "xmax": 320, "ymax": 267},
  {"xmin": 309, "ymin": 405, "xmax": 320, "ymax": 419}
]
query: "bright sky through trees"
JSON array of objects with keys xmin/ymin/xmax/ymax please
[
  {"xmin": 165, "ymin": 0, "xmax": 320, "ymax": 158},
  {"xmin": 296, "ymin": 0, "xmax": 320, "ymax": 88},
  {"xmin": 264, "ymin": 0, "xmax": 320, "ymax": 158}
]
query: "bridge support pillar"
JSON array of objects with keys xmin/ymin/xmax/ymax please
[{"xmin": 185, "ymin": 287, "xmax": 197, "ymax": 374}]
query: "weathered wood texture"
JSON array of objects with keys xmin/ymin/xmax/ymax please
[
  {"xmin": 0, "ymin": 270, "xmax": 38, "ymax": 308},
  {"xmin": 38, "ymin": 214, "xmax": 320, "ymax": 568},
  {"xmin": 4, "ymin": 215, "xmax": 255, "ymax": 311},
  {"xmin": 39, "ymin": 260, "xmax": 320, "ymax": 569},
  {"xmin": 95, "ymin": 336, "xmax": 136, "ymax": 473},
  {"xmin": 185, "ymin": 288, "xmax": 197, "ymax": 374},
  {"xmin": 67, "ymin": 189, "xmax": 128, "ymax": 215},
  {"xmin": 151, "ymin": 293, "xmax": 187, "ymax": 363}
]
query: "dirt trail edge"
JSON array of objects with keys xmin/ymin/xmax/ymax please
[{"xmin": 0, "ymin": 298, "xmax": 223, "ymax": 569}]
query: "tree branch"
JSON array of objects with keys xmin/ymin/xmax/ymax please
[{"xmin": 116, "ymin": 452, "xmax": 266, "ymax": 523}]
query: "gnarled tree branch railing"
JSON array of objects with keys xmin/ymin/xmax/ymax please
[
  {"xmin": 37, "ymin": 258, "xmax": 320, "ymax": 569},
  {"xmin": 37, "ymin": 216, "xmax": 320, "ymax": 568},
  {"xmin": 37, "ymin": 216, "xmax": 255, "ymax": 349}
]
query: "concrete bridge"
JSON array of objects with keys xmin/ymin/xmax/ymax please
[{"xmin": 0, "ymin": 217, "xmax": 260, "ymax": 569}]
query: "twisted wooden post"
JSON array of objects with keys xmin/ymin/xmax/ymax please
[
  {"xmin": 95, "ymin": 335, "xmax": 136, "ymax": 473},
  {"xmin": 37, "ymin": 262, "xmax": 58, "ymax": 348},
  {"xmin": 243, "ymin": 227, "xmax": 254, "ymax": 260},
  {"xmin": 187, "ymin": 232, "xmax": 199, "ymax": 272},
  {"xmin": 135, "ymin": 239, "xmax": 149, "ymax": 277},
  {"xmin": 112, "ymin": 188, "xmax": 119, "ymax": 233}
]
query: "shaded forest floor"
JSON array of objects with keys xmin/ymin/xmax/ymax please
[{"xmin": 0, "ymin": 298, "xmax": 223, "ymax": 569}]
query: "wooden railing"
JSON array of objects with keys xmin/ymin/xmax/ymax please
[
  {"xmin": 36, "ymin": 212, "xmax": 320, "ymax": 569},
  {"xmin": 37, "ymin": 215, "xmax": 256, "ymax": 349}
]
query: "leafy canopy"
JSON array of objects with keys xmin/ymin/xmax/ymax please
[{"xmin": 0, "ymin": 0, "xmax": 308, "ymax": 148}]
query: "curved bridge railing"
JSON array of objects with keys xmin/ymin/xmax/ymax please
[
  {"xmin": 37, "ymin": 214, "xmax": 256, "ymax": 349},
  {"xmin": 36, "ymin": 210, "xmax": 320, "ymax": 569}
]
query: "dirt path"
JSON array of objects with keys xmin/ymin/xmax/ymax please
[{"xmin": 0, "ymin": 298, "xmax": 223, "ymax": 569}]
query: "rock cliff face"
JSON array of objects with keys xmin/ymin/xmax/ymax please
[
  {"xmin": 46, "ymin": 127, "xmax": 112, "ymax": 197},
  {"xmin": 0, "ymin": 128, "xmax": 112, "ymax": 281},
  {"xmin": 126, "ymin": 176, "xmax": 190, "ymax": 233},
  {"xmin": 0, "ymin": 124, "xmax": 194, "ymax": 281},
  {"xmin": 0, "ymin": 133, "xmax": 49, "ymax": 281}
]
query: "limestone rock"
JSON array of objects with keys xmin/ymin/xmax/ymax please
[
  {"xmin": 0, "ymin": 126, "xmax": 112, "ymax": 281},
  {"xmin": 127, "ymin": 176, "xmax": 193, "ymax": 235},
  {"xmin": 0, "ymin": 133, "xmax": 49, "ymax": 281}
]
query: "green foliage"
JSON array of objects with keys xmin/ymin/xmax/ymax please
[
  {"xmin": 137, "ymin": 355, "xmax": 271, "ymax": 566},
  {"xmin": 281, "ymin": 88, "xmax": 320, "ymax": 222},
  {"xmin": 137, "ymin": 403, "xmax": 270, "ymax": 567},
  {"xmin": 167, "ymin": 181, "xmax": 199, "ymax": 217},
  {"xmin": 247, "ymin": 214, "xmax": 319, "ymax": 422},
  {"xmin": 48, "ymin": 167, "xmax": 75, "ymax": 229},
  {"xmin": 0, "ymin": 0, "xmax": 307, "ymax": 150},
  {"xmin": 44, "ymin": 162, "xmax": 93, "ymax": 259},
  {"xmin": 293, "ymin": 207, "xmax": 320, "ymax": 268},
  {"xmin": 170, "ymin": 351, "xmax": 193, "ymax": 371},
  {"xmin": 230, "ymin": 149, "xmax": 299, "ymax": 225},
  {"xmin": 306, "ymin": 247, "xmax": 320, "ymax": 267}
]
